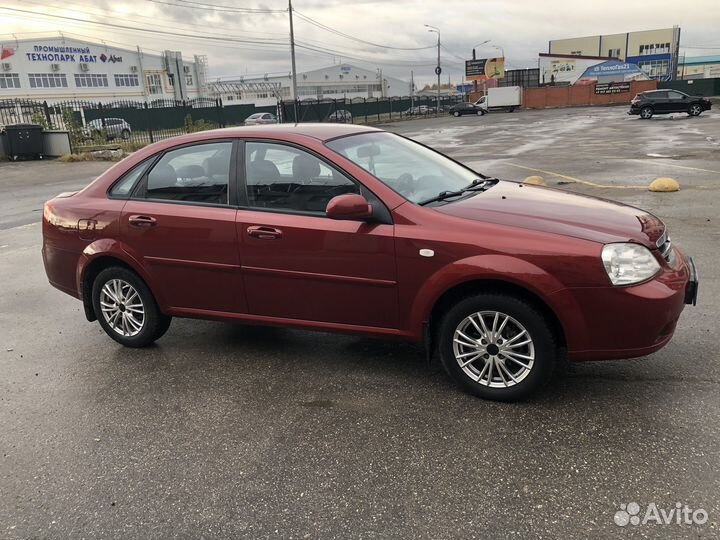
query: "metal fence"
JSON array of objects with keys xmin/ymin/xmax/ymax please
[{"xmin": 0, "ymin": 94, "xmax": 464, "ymax": 153}]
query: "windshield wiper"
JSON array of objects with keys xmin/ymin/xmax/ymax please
[{"xmin": 419, "ymin": 178, "xmax": 496, "ymax": 206}]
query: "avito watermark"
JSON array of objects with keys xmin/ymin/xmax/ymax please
[{"xmin": 614, "ymin": 502, "xmax": 708, "ymax": 527}]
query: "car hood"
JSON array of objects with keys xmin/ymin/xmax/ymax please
[{"xmin": 434, "ymin": 180, "xmax": 664, "ymax": 247}]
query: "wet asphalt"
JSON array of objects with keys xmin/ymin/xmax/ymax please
[{"xmin": 1, "ymin": 106, "xmax": 719, "ymax": 539}]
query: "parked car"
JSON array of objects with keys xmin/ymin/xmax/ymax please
[
  {"xmin": 42, "ymin": 124, "xmax": 698, "ymax": 401},
  {"xmin": 449, "ymin": 102, "xmax": 485, "ymax": 117},
  {"xmin": 244, "ymin": 112, "xmax": 277, "ymax": 125},
  {"xmin": 83, "ymin": 118, "xmax": 132, "ymax": 140},
  {"xmin": 628, "ymin": 90, "xmax": 712, "ymax": 119},
  {"xmin": 326, "ymin": 110, "xmax": 353, "ymax": 123},
  {"xmin": 404, "ymin": 105, "xmax": 429, "ymax": 116}
]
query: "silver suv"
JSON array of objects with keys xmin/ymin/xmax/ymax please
[{"xmin": 83, "ymin": 118, "xmax": 132, "ymax": 140}]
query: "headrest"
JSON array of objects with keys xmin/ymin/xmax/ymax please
[
  {"xmin": 292, "ymin": 154, "xmax": 321, "ymax": 180},
  {"xmin": 148, "ymin": 164, "xmax": 177, "ymax": 189}
]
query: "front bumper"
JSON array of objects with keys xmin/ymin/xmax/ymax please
[{"xmin": 552, "ymin": 248, "xmax": 696, "ymax": 361}]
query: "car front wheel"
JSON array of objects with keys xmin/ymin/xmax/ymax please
[
  {"xmin": 688, "ymin": 104, "xmax": 703, "ymax": 116},
  {"xmin": 120, "ymin": 129, "xmax": 131, "ymax": 139},
  {"xmin": 453, "ymin": 111, "xmax": 460, "ymax": 117},
  {"xmin": 438, "ymin": 293, "xmax": 556, "ymax": 401},
  {"xmin": 92, "ymin": 266, "xmax": 171, "ymax": 347},
  {"xmin": 639, "ymin": 106, "xmax": 653, "ymax": 119}
]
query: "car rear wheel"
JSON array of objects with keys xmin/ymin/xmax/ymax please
[
  {"xmin": 438, "ymin": 293, "xmax": 556, "ymax": 401},
  {"xmin": 92, "ymin": 266, "xmax": 171, "ymax": 347},
  {"xmin": 120, "ymin": 129, "xmax": 131, "ymax": 140},
  {"xmin": 477, "ymin": 110, "xmax": 484, "ymax": 116},
  {"xmin": 639, "ymin": 106, "xmax": 654, "ymax": 119},
  {"xmin": 688, "ymin": 104, "xmax": 703, "ymax": 116},
  {"xmin": 453, "ymin": 111, "xmax": 460, "ymax": 117}
]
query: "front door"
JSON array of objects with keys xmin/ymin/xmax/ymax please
[
  {"xmin": 121, "ymin": 140, "xmax": 245, "ymax": 314},
  {"xmin": 237, "ymin": 141, "xmax": 398, "ymax": 329}
]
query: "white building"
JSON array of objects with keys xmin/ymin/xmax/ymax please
[
  {"xmin": 211, "ymin": 64, "xmax": 411, "ymax": 105},
  {"xmin": 0, "ymin": 35, "xmax": 208, "ymax": 103}
]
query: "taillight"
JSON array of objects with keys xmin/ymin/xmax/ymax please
[{"xmin": 631, "ymin": 98, "xmax": 640, "ymax": 105}]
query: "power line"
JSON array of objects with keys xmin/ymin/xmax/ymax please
[
  {"xmin": 146, "ymin": 0, "xmax": 286, "ymax": 14},
  {"xmin": 293, "ymin": 10, "xmax": 435, "ymax": 51},
  {"xmin": 0, "ymin": 7, "xmax": 289, "ymax": 47}
]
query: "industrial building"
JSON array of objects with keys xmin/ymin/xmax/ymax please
[
  {"xmin": 678, "ymin": 55, "xmax": 720, "ymax": 79},
  {"xmin": 548, "ymin": 27, "xmax": 681, "ymax": 80},
  {"xmin": 0, "ymin": 35, "xmax": 208, "ymax": 103},
  {"xmin": 211, "ymin": 64, "xmax": 410, "ymax": 105}
]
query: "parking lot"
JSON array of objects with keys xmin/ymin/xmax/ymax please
[{"xmin": 2, "ymin": 105, "xmax": 719, "ymax": 539}]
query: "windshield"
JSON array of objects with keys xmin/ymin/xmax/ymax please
[{"xmin": 326, "ymin": 132, "xmax": 480, "ymax": 204}]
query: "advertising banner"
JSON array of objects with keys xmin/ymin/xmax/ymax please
[
  {"xmin": 595, "ymin": 82, "xmax": 631, "ymax": 94},
  {"xmin": 465, "ymin": 58, "xmax": 505, "ymax": 81}
]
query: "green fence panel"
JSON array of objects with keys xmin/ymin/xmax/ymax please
[{"xmin": 659, "ymin": 78, "xmax": 719, "ymax": 97}]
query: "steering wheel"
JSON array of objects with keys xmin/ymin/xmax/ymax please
[{"xmin": 396, "ymin": 173, "xmax": 414, "ymax": 196}]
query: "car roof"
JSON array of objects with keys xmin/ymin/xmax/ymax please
[{"xmin": 209, "ymin": 122, "xmax": 381, "ymax": 141}]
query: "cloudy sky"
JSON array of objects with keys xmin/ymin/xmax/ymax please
[{"xmin": 2, "ymin": 0, "xmax": 719, "ymax": 86}]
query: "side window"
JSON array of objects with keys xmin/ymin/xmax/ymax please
[
  {"xmin": 651, "ymin": 91, "xmax": 668, "ymax": 100},
  {"xmin": 668, "ymin": 91, "xmax": 685, "ymax": 100},
  {"xmin": 245, "ymin": 142, "xmax": 359, "ymax": 214},
  {"xmin": 109, "ymin": 158, "xmax": 152, "ymax": 198},
  {"xmin": 145, "ymin": 142, "xmax": 232, "ymax": 205}
]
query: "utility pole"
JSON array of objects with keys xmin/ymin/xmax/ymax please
[
  {"xmin": 425, "ymin": 25, "xmax": 441, "ymax": 115},
  {"xmin": 288, "ymin": 0, "xmax": 298, "ymax": 121},
  {"xmin": 410, "ymin": 70, "xmax": 415, "ymax": 108}
]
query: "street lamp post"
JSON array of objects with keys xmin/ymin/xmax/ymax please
[
  {"xmin": 471, "ymin": 40, "xmax": 491, "ymax": 94},
  {"xmin": 425, "ymin": 24, "xmax": 441, "ymax": 115}
]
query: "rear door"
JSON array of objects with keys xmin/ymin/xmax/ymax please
[
  {"xmin": 236, "ymin": 140, "xmax": 399, "ymax": 329},
  {"xmin": 121, "ymin": 139, "xmax": 246, "ymax": 314},
  {"xmin": 650, "ymin": 91, "xmax": 671, "ymax": 113}
]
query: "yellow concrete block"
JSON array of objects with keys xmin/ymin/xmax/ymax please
[
  {"xmin": 648, "ymin": 177, "xmax": 680, "ymax": 192},
  {"xmin": 523, "ymin": 175, "xmax": 546, "ymax": 186}
]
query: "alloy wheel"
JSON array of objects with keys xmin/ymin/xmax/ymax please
[
  {"xmin": 690, "ymin": 105, "xmax": 702, "ymax": 116},
  {"xmin": 640, "ymin": 107, "xmax": 653, "ymax": 119},
  {"xmin": 452, "ymin": 311, "xmax": 535, "ymax": 388},
  {"xmin": 99, "ymin": 279, "xmax": 145, "ymax": 337}
]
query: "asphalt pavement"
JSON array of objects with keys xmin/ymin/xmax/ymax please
[{"xmin": 1, "ymin": 106, "xmax": 719, "ymax": 539}]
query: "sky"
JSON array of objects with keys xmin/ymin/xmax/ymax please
[{"xmin": 1, "ymin": 0, "xmax": 719, "ymax": 87}]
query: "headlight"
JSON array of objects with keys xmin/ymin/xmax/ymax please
[{"xmin": 601, "ymin": 243, "xmax": 661, "ymax": 286}]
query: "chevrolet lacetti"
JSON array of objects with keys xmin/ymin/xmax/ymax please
[{"xmin": 42, "ymin": 124, "xmax": 699, "ymax": 401}]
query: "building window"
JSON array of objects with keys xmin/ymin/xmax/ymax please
[
  {"xmin": 146, "ymin": 73, "xmax": 163, "ymax": 94},
  {"xmin": 114, "ymin": 74, "xmax": 139, "ymax": 87},
  {"xmin": 608, "ymin": 48, "xmax": 621, "ymax": 58},
  {"xmin": 0, "ymin": 73, "xmax": 20, "ymax": 89},
  {"xmin": 639, "ymin": 59, "xmax": 670, "ymax": 78},
  {"xmin": 185, "ymin": 74, "xmax": 193, "ymax": 86},
  {"xmin": 28, "ymin": 73, "xmax": 68, "ymax": 88},
  {"xmin": 74, "ymin": 73, "xmax": 109, "ymax": 88}
]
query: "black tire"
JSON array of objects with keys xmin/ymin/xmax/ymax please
[
  {"xmin": 477, "ymin": 110, "xmax": 485, "ymax": 116},
  {"xmin": 688, "ymin": 104, "xmax": 703, "ymax": 117},
  {"xmin": 453, "ymin": 111, "xmax": 460, "ymax": 117},
  {"xmin": 120, "ymin": 129, "xmax": 131, "ymax": 140},
  {"xmin": 92, "ymin": 266, "xmax": 171, "ymax": 347},
  {"xmin": 437, "ymin": 292, "xmax": 556, "ymax": 401},
  {"xmin": 639, "ymin": 106, "xmax": 653, "ymax": 119}
]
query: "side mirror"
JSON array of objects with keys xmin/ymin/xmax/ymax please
[{"xmin": 326, "ymin": 193, "xmax": 373, "ymax": 220}]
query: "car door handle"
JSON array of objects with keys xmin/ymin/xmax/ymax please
[
  {"xmin": 247, "ymin": 225, "xmax": 282, "ymax": 240},
  {"xmin": 128, "ymin": 215, "xmax": 157, "ymax": 227}
]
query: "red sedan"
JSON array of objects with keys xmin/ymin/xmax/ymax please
[{"xmin": 42, "ymin": 124, "xmax": 698, "ymax": 401}]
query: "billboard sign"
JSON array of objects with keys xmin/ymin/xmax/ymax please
[
  {"xmin": 578, "ymin": 60, "xmax": 649, "ymax": 82},
  {"xmin": 465, "ymin": 57, "xmax": 504, "ymax": 81},
  {"xmin": 595, "ymin": 82, "xmax": 631, "ymax": 94}
]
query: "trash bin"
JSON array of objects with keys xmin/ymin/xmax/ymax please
[{"xmin": 2, "ymin": 123, "xmax": 44, "ymax": 161}]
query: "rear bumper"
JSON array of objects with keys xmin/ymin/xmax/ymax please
[{"xmin": 552, "ymin": 249, "xmax": 695, "ymax": 361}]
